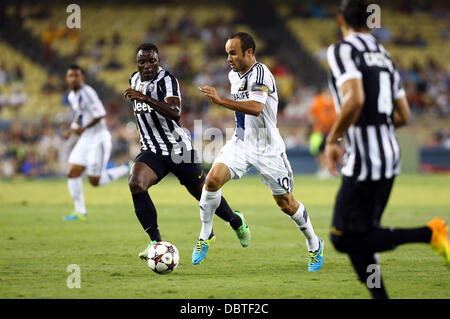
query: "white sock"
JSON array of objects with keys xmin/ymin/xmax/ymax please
[
  {"xmin": 198, "ymin": 187, "xmax": 221, "ymax": 240},
  {"xmin": 99, "ymin": 164, "xmax": 130, "ymax": 186},
  {"xmin": 291, "ymin": 201, "xmax": 319, "ymax": 252},
  {"xmin": 68, "ymin": 177, "xmax": 86, "ymax": 215}
]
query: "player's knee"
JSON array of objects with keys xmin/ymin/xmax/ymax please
[
  {"xmin": 204, "ymin": 175, "xmax": 222, "ymax": 192},
  {"xmin": 68, "ymin": 169, "xmax": 82, "ymax": 178},
  {"xmin": 88, "ymin": 177, "xmax": 100, "ymax": 187},
  {"xmin": 330, "ymin": 233, "xmax": 348, "ymax": 253},
  {"xmin": 128, "ymin": 178, "xmax": 148, "ymax": 193}
]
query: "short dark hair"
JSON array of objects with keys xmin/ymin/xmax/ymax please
[
  {"xmin": 68, "ymin": 64, "xmax": 84, "ymax": 75},
  {"xmin": 229, "ymin": 32, "xmax": 256, "ymax": 55},
  {"xmin": 136, "ymin": 43, "xmax": 159, "ymax": 56},
  {"xmin": 339, "ymin": 0, "xmax": 374, "ymax": 30}
]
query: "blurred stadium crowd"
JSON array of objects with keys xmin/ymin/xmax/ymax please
[{"xmin": 0, "ymin": 0, "xmax": 448, "ymax": 178}]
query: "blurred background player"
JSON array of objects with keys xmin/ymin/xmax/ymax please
[
  {"xmin": 325, "ymin": 0, "xmax": 450, "ymax": 299},
  {"xmin": 194, "ymin": 32, "xmax": 324, "ymax": 271},
  {"xmin": 124, "ymin": 43, "xmax": 248, "ymax": 260},
  {"xmin": 63, "ymin": 65, "xmax": 130, "ymax": 221},
  {"xmin": 307, "ymin": 86, "xmax": 337, "ymax": 179}
]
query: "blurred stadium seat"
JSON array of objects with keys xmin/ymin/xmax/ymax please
[{"xmin": 0, "ymin": 0, "xmax": 448, "ymax": 178}]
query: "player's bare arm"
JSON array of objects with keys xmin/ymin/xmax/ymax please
[
  {"xmin": 325, "ymin": 78, "xmax": 365, "ymax": 175},
  {"xmin": 63, "ymin": 116, "xmax": 105, "ymax": 139},
  {"xmin": 393, "ymin": 96, "xmax": 411, "ymax": 128},
  {"xmin": 198, "ymin": 85, "xmax": 263, "ymax": 116},
  {"xmin": 75, "ymin": 116, "xmax": 105, "ymax": 135},
  {"xmin": 124, "ymin": 88, "xmax": 181, "ymax": 121}
]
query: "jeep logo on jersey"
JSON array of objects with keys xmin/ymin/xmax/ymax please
[{"xmin": 133, "ymin": 100, "xmax": 153, "ymax": 113}]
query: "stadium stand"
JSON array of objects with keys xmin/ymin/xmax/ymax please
[
  {"xmin": 0, "ymin": 0, "xmax": 448, "ymax": 178},
  {"xmin": 282, "ymin": 1, "xmax": 449, "ymax": 116},
  {"xmin": 15, "ymin": 3, "xmax": 300, "ymax": 126},
  {"xmin": 0, "ymin": 42, "xmax": 63, "ymax": 121},
  {"xmin": 1, "ymin": 1, "xmax": 303, "ymax": 177}
]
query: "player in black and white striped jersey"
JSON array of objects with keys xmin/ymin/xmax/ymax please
[
  {"xmin": 124, "ymin": 43, "xmax": 247, "ymax": 260},
  {"xmin": 128, "ymin": 64, "xmax": 192, "ymax": 156},
  {"xmin": 327, "ymin": 22, "xmax": 403, "ymax": 181},
  {"xmin": 325, "ymin": 0, "xmax": 449, "ymax": 299}
]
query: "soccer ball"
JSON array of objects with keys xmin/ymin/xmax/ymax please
[{"xmin": 146, "ymin": 241, "xmax": 180, "ymax": 274}]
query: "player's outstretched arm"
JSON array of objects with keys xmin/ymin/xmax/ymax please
[
  {"xmin": 77, "ymin": 116, "xmax": 105, "ymax": 135},
  {"xmin": 325, "ymin": 78, "xmax": 365, "ymax": 175},
  {"xmin": 124, "ymin": 88, "xmax": 181, "ymax": 121},
  {"xmin": 63, "ymin": 116, "xmax": 105, "ymax": 138},
  {"xmin": 198, "ymin": 86, "xmax": 263, "ymax": 117},
  {"xmin": 326, "ymin": 78, "xmax": 365, "ymax": 144}
]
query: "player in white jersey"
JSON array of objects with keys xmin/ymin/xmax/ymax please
[
  {"xmin": 192, "ymin": 32, "xmax": 324, "ymax": 271},
  {"xmin": 63, "ymin": 65, "xmax": 130, "ymax": 221}
]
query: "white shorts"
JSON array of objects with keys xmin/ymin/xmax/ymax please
[
  {"xmin": 68, "ymin": 130, "xmax": 112, "ymax": 176},
  {"xmin": 214, "ymin": 136, "xmax": 293, "ymax": 195}
]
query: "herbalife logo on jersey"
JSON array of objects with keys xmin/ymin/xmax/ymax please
[
  {"xmin": 232, "ymin": 91, "xmax": 250, "ymax": 100},
  {"xmin": 133, "ymin": 100, "xmax": 153, "ymax": 114}
]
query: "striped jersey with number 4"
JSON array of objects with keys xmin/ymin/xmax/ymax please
[{"xmin": 327, "ymin": 32, "xmax": 405, "ymax": 181}]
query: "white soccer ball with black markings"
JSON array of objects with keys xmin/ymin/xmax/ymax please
[{"xmin": 146, "ymin": 241, "xmax": 180, "ymax": 274}]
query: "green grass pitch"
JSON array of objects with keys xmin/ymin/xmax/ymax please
[{"xmin": 0, "ymin": 174, "xmax": 449, "ymax": 299}]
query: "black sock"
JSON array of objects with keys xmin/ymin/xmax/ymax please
[
  {"xmin": 132, "ymin": 191, "xmax": 161, "ymax": 242},
  {"xmin": 387, "ymin": 227, "xmax": 432, "ymax": 245},
  {"xmin": 339, "ymin": 227, "xmax": 432, "ymax": 253},
  {"xmin": 215, "ymin": 196, "xmax": 242, "ymax": 230},
  {"xmin": 348, "ymin": 253, "xmax": 389, "ymax": 299}
]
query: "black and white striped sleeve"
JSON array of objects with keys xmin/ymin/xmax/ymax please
[
  {"xmin": 157, "ymin": 72, "xmax": 181, "ymax": 100},
  {"xmin": 327, "ymin": 43, "xmax": 362, "ymax": 88},
  {"xmin": 129, "ymin": 71, "xmax": 139, "ymax": 88}
]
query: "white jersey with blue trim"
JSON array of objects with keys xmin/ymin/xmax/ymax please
[
  {"xmin": 68, "ymin": 83, "xmax": 107, "ymax": 137},
  {"xmin": 228, "ymin": 61, "xmax": 285, "ymax": 155}
]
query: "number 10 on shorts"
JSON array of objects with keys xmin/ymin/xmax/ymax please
[{"xmin": 277, "ymin": 177, "xmax": 293, "ymax": 193}]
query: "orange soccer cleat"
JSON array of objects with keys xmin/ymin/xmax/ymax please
[{"xmin": 427, "ymin": 218, "xmax": 450, "ymax": 269}]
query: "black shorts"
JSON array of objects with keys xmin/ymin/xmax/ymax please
[
  {"xmin": 134, "ymin": 150, "xmax": 205, "ymax": 187},
  {"xmin": 332, "ymin": 176, "xmax": 395, "ymax": 235}
]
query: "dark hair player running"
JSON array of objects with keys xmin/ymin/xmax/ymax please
[
  {"xmin": 325, "ymin": 0, "xmax": 449, "ymax": 299},
  {"xmin": 124, "ymin": 43, "xmax": 250, "ymax": 260}
]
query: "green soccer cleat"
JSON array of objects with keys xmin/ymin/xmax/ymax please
[
  {"xmin": 139, "ymin": 240, "xmax": 157, "ymax": 261},
  {"xmin": 63, "ymin": 211, "xmax": 87, "ymax": 221},
  {"xmin": 233, "ymin": 211, "xmax": 251, "ymax": 247}
]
